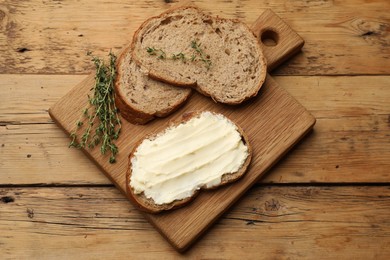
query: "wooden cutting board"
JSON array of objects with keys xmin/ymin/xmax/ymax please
[{"xmin": 49, "ymin": 8, "xmax": 315, "ymax": 252}]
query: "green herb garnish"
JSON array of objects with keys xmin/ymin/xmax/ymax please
[
  {"xmin": 69, "ymin": 51, "xmax": 121, "ymax": 164},
  {"xmin": 146, "ymin": 47, "xmax": 166, "ymax": 59},
  {"xmin": 146, "ymin": 41, "xmax": 212, "ymax": 69},
  {"xmin": 190, "ymin": 40, "xmax": 212, "ymax": 69},
  {"xmin": 172, "ymin": 52, "xmax": 186, "ymax": 61}
]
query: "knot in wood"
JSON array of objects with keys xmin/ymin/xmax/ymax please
[
  {"xmin": 1, "ymin": 196, "xmax": 15, "ymax": 203},
  {"xmin": 265, "ymin": 198, "xmax": 280, "ymax": 211},
  {"xmin": 27, "ymin": 208, "xmax": 34, "ymax": 218}
]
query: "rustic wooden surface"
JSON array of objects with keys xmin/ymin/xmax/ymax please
[
  {"xmin": 49, "ymin": 7, "xmax": 314, "ymax": 250},
  {"xmin": 1, "ymin": 186, "xmax": 389, "ymax": 259},
  {"xmin": 0, "ymin": 0, "xmax": 389, "ymax": 258}
]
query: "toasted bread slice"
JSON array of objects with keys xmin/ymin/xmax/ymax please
[
  {"xmin": 115, "ymin": 46, "xmax": 192, "ymax": 125},
  {"xmin": 126, "ymin": 111, "xmax": 252, "ymax": 213},
  {"xmin": 131, "ymin": 6, "xmax": 267, "ymax": 105}
]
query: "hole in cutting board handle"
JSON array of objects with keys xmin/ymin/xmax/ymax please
[{"xmin": 260, "ymin": 29, "xmax": 279, "ymax": 46}]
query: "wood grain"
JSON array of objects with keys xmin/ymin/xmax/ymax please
[
  {"xmin": 49, "ymin": 75, "xmax": 315, "ymax": 250},
  {"xmin": 0, "ymin": 0, "xmax": 389, "ymax": 75},
  {"xmin": 48, "ymin": 8, "xmax": 316, "ymax": 251},
  {"xmin": 1, "ymin": 74, "xmax": 389, "ymax": 124},
  {"xmin": 0, "ymin": 74, "xmax": 84, "ymax": 124},
  {"xmin": 1, "ymin": 76, "xmax": 389, "ymax": 185},
  {"xmin": 1, "ymin": 0, "xmax": 389, "ymax": 257},
  {"xmin": 252, "ymin": 9, "xmax": 304, "ymax": 71},
  {"xmin": 1, "ymin": 185, "xmax": 389, "ymax": 259}
]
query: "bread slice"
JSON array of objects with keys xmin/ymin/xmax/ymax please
[
  {"xmin": 131, "ymin": 6, "xmax": 267, "ymax": 105},
  {"xmin": 115, "ymin": 46, "xmax": 192, "ymax": 124},
  {"xmin": 126, "ymin": 111, "xmax": 252, "ymax": 213}
]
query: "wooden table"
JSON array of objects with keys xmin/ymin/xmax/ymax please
[{"xmin": 1, "ymin": 0, "xmax": 389, "ymax": 258}]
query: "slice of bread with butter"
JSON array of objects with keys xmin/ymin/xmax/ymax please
[{"xmin": 126, "ymin": 111, "xmax": 251, "ymax": 213}]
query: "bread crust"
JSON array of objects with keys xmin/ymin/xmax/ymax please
[
  {"xmin": 126, "ymin": 111, "xmax": 252, "ymax": 213},
  {"xmin": 114, "ymin": 44, "xmax": 192, "ymax": 125},
  {"xmin": 130, "ymin": 6, "xmax": 267, "ymax": 105},
  {"xmin": 130, "ymin": 6, "xmax": 201, "ymax": 89}
]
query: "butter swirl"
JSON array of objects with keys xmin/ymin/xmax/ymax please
[{"xmin": 130, "ymin": 111, "xmax": 249, "ymax": 205}]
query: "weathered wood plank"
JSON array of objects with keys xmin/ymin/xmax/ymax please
[
  {"xmin": 0, "ymin": 186, "xmax": 389, "ymax": 258},
  {"xmin": 1, "ymin": 75, "xmax": 389, "ymax": 185},
  {"xmin": 1, "ymin": 74, "xmax": 389, "ymax": 123},
  {"xmin": 0, "ymin": 123, "xmax": 109, "ymax": 185},
  {"xmin": 276, "ymin": 76, "xmax": 390, "ymax": 119},
  {"xmin": 0, "ymin": 0, "xmax": 389, "ymax": 75},
  {"xmin": 0, "ymin": 74, "xmax": 85, "ymax": 124},
  {"xmin": 1, "ymin": 116, "xmax": 389, "ymax": 185}
]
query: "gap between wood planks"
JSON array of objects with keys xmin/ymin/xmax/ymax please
[
  {"xmin": 0, "ymin": 183, "xmax": 389, "ymax": 188},
  {"xmin": 2, "ymin": 113, "xmax": 390, "ymax": 126}
]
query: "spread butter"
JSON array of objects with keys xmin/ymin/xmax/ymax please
[{"xmin": 130, "ymin": 111, "xmax": 249, "ymax": 205}]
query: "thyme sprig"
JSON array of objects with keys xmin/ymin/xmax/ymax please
[
  {"xmin": 69, "ymin": 51, "xmax": 121, "ymax": 164},
  {"xmin": 146, "ymin": 47, "xmax": 166, "ymax": 59},
  {"xmin": 146, "ymin": 40, "xmax": 212, "ymax": 69},
  {"xmin": 190, "ymin": 40, "xmax": 212, "ymax": 69}
]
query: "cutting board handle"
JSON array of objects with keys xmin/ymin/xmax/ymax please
[{"xmin": 251, "ymin": 9, "xmax": 304, "ymax": 71}]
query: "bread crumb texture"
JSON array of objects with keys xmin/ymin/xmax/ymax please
[{"xmin": 132, "ymin": 7, "xmax": 267, "ymax": 104}]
